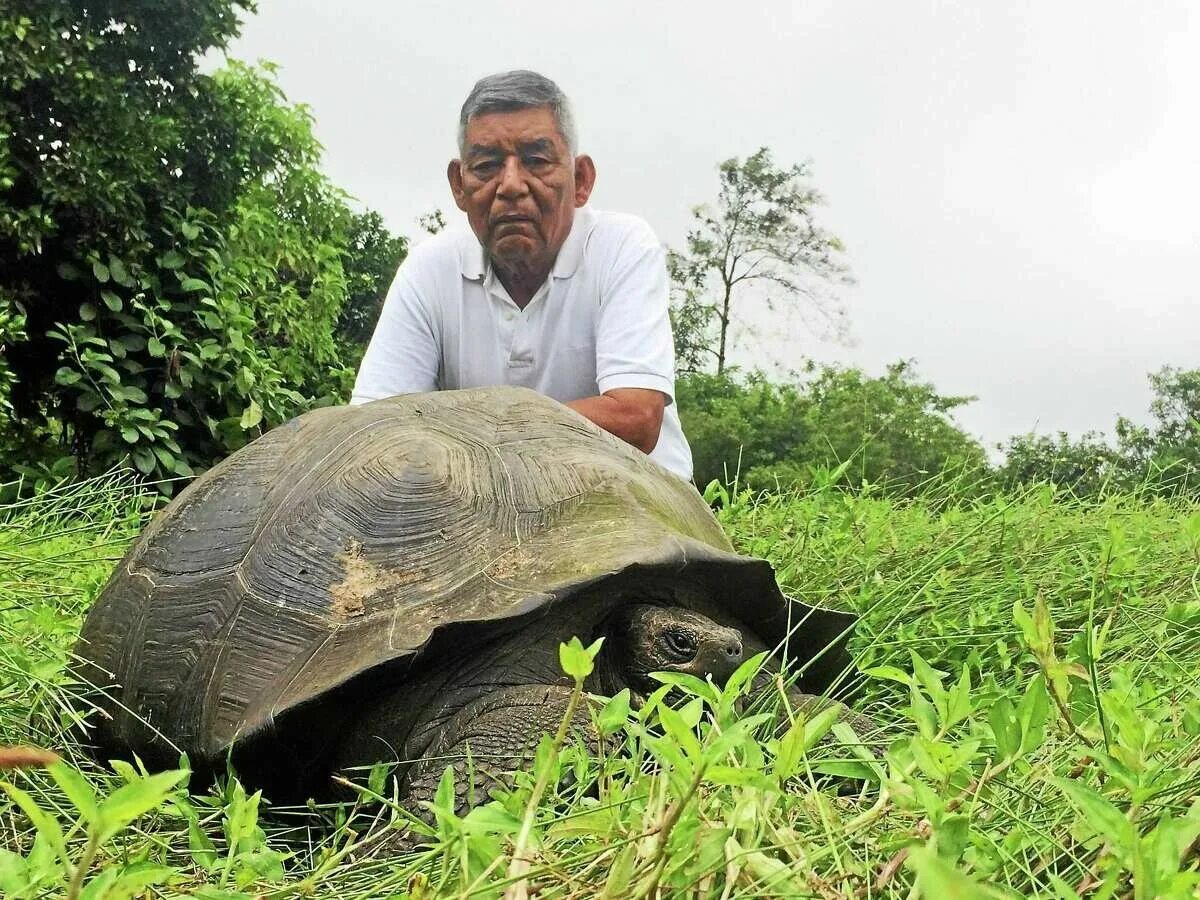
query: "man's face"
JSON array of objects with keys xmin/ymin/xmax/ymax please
[{"xmin": 448, "ymin": 105, "xmax": 596, "ymax": 275}]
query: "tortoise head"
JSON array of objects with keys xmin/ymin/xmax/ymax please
[{"xmin": 594, "ymin": 603, "xmax": 745, "ymax": 697}]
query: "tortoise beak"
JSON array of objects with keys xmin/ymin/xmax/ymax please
[{"xmin": 695, "ymin": 632, "xmax": 744, "ymax": 684}]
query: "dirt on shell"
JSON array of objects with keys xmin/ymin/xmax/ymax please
[
  {"xmin": 485, "ymin": 545, "xmax": 534, "ymax": 580},
  {"xmin": 330, "ymin": 540, "xmax": 422, "ymax": 618}
]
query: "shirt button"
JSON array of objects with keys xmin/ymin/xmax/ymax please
[{"xmin": 504, "ymin": 312, "xmax": 515, "ymax": 322}]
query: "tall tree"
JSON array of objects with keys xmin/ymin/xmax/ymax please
[
  {"xmin": 669, "ymin": 148, "xmax": 852, "ymax": 375},
  {"xmin": 667, "ymin": 280, "xmax": 717, "ymax": 375}
]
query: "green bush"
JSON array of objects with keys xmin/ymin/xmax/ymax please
[
  {"xmin": 0, "ymin": 4, "xmax": 403, "ymax": 487},
  {"xmin": 996, "ymin": 367, "xmax": 1200, "ymax": 501},
  {"xmin": 336, "ymin": 211, "xmax": 409, "ymax": 368},
  {"xmin": 996, "ymin": 431, "xmax": 1129, "ymax": 498},
  {"xmin": 678, "ymin": 362, "xmax": 988, "ymax": 497},
  {"xmin": 676, "ymin": 371, "xmax": 809, "ymax": 488}
]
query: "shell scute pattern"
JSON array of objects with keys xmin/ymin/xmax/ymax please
[{"xmin": 75, "ymin": 386, "xmax": 854, "ymax": 774}]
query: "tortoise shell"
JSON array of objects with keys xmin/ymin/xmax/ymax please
[{"xmin": 75, "ymin": 386, "xmax": 855, "ymax": 773}]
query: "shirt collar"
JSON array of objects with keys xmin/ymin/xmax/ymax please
[{"xmin": 459, "ymin": 205, "xmax": 595, "ymax": 282}]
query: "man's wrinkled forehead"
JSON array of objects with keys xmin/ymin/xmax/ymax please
[
  {"xmin": 461, "ymin": 107, "xmax": 570, "ymax": 157},
  {"xmin": 464, "ymin": 137, "xmax": 557, "ymax": 160}
]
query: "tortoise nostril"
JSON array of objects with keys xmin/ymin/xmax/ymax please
[{"xmin": 725, "ymin": 641, "xmax": 743, "ymax": 659}]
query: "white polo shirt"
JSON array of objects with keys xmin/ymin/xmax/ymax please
[{"xmin": 350, "ymin": 206, "xmax": 694, "ymax": 480}]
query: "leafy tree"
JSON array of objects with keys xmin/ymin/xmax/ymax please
[
  {"xmin": 1117, "ymin": 366, "xmax": 1200, "ymax": 495},
  {"xmin": 668, "ymin": 281, "xmax": 718, "ymax": 375},
  {"xmin": 1113, "ymin": 364, "xmax": 1200, "ymax": 496},
  {"xmin": 0, "ymin": 3, "xmax": 401, "ymax": 486},
  {"xmin": 0, "ymin": 299, "xmax": 22, "ymax": 414},
  {"xmin": 995, "ymin": 431, "xmax": 1128, "ymax": 498},
  {"xmin": 996, "ymin": 367, "xmax": 1200, "ymax": 500},
  {"xmin": 418, "ymin": 208, "xmax": 447, "ymax": 235},
  {"xmin": 676, "ymin": 371, "xmax": 809, "ymax": 488},
  {"xmin": 677, "ymin": 361, "xmax": 987, "ymax": 496},
  {"xmin": 668, "ymin": 148, "xmax": 852, "ymax": 375},
  {"xmin": 773, "ymin": 361, "xmax": 987, "ymax": 494},
  {"xmin": 335, "ymin": 211, "xmax": 408, "ymax": 358}
]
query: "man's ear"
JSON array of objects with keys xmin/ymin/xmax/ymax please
[
  {"xmin": 573, "ymin": 154, "xmax": 596, "ymax": 207},
  {"xmin": 447, "ymin": 159, "xmax": 468, "ymax": 212}
]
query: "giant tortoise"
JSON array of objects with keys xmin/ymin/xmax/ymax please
[{"xmin": 74, "ymin": 386, "xmax": 861, "ymax": 816}]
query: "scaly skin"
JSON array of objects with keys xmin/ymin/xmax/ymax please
[
  {"xmin": 402, "ymin": 684, "xmax": 595, "ymax": 814},
  {"xmin": 335, "ymin": 602, "xmax": 874, "ymax": 835}
]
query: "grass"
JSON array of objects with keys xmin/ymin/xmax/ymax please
[{"xmin": 2, "ymin": 471, "xmax": 1200, "ymax": 897}]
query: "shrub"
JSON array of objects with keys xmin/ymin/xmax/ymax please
[
  {"xmin": 0, "ymin": 5, "xmax": 403, "ymax": 487},
  {"xmin": 678, "ymin": 362, "xmax": 988, "ymax": 497}
]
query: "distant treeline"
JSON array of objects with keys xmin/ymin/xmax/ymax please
[{"xmin": 680, "ymin": 363, "xmax": 1200, "ymax": 502}]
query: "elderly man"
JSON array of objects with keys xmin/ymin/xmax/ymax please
[{"xmin": 350, "ymin": 70, "xmax": 693, "ymax": 480}]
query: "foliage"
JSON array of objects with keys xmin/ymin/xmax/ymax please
[
  {"xmin": 0, "ymin": 4, "xmax": 401, "ymax": 487},
  {"xmin": 715, "ymin": 480, "xmax": 1200, "ymax": 896},
  {"xmin": 770, "ymin": 361, "xmax": 987, "ymax": 494},
  {"xmin": 997, "ymin": 367, "xmax": 1200, "ymax": 501},
  {"xmin": 1, "ymin": 759, "xmax": 190, "ymax": 899},
  {"xmin": 676, "ymin": 370, "xmax": 809, "ymax": 488},
  {"xmin": 0, "ymin": 297, "xmax": 24, "ymax": 414},
  {"xmin": 1117, "ymin": 366, "xmax": 1200, "ymax": 497},
  {"xmin": 666, "ymin": 278, "xmax": 717, "ymax": 376},
  {"xmin": 678, "ymin": 361, "xmax": 987, "ymax": 496},
  {"xmin": 997, "ymin": 430, "xmax": 1129, "ymax": 498},
  {"xmin": 668, "ymin": 147, "xmax": 852, "ymax": 375},
  {"xmin": 4, "ymin": 472, "xmax": 1200, "ymax": 896},
  {"xmin": 417, "ymin": 208, "xmax": 447, "ymax": 236},
  {"xmin": 334, "ymin": 211, "xmax": 408, "ymax": 363}
]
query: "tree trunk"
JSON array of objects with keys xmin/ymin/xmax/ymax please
[{"xmin": 716, "ymin": 282, "xmax": 733, "ymax": 375}]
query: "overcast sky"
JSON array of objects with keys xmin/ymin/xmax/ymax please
[{"xmin": 218, "ymin": 1, "xmax": 1199, "ymax": 449}]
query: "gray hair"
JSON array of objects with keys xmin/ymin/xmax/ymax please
[{"xmin": 457, "ymin": 70, "xmax": 577, "ymax": 156}]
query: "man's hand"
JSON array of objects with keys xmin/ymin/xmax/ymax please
[{"xmin": 566, "ymin": 388, "xmax": 666, "ymax": 455}]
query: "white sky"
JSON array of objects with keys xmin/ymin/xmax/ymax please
[{"xmin": 218, "ymin": 1, "xmax": 1200, "ymax": 448}]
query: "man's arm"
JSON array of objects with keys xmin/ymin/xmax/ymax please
[
  {"xmin": 350, "ymin": 264, "xmax": 439, "ymax": 404},
  {"xmin": 579, "ymin": 219, "xmax": 677, "ymax": 455},
  {"xmin": 566, "ymin": 388, "xmax": 666, "ymax": 454}
]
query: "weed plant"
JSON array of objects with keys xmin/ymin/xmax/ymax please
[{"xmin": 1, "ymin": 470, "xmax": 1199, "ymax": 897}]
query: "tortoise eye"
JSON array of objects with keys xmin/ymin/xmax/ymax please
[{"xmin": 663, "ymin": 630, "xmax": 696, "ymax": 660}]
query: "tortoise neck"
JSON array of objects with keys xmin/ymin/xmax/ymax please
[{"xmin": 588, "ymin": 649, "xmax": 628, "ymax": 698}]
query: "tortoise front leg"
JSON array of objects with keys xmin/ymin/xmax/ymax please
[{"xmin": 403, "ymin": 684, "xmax": 596, "ymax": 820}]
